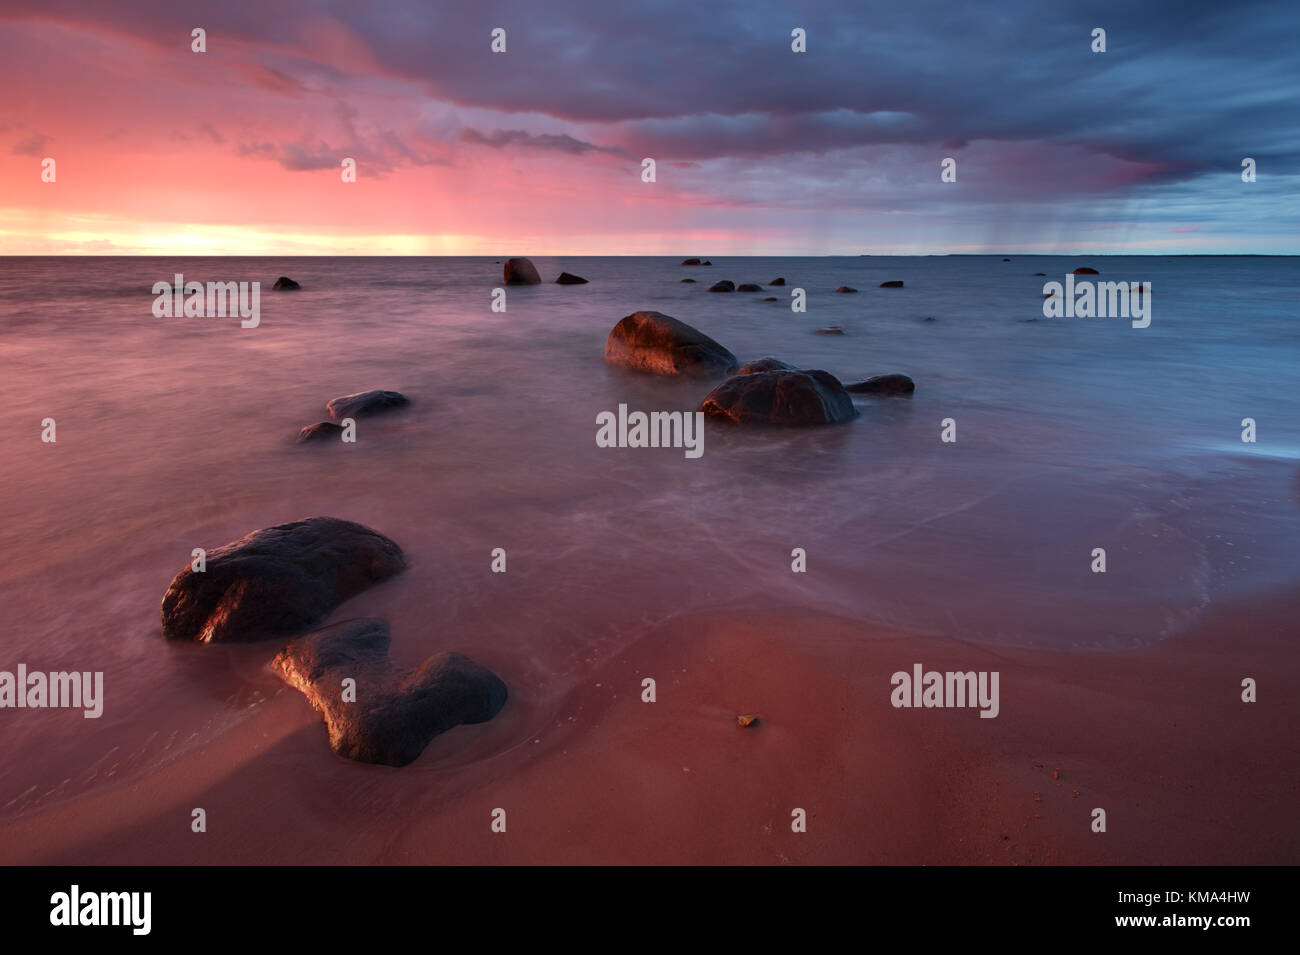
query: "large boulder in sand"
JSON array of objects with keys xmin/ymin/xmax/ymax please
[
  {"xmin": 272, "ymin": 618, "xmax": 507, "ymax": 766},
  {"xmin": 736, "ymin": 357, "xmax": 797, "ymax": 375},
  {"xmin": 605, "ymin": 310, "xmax": 738, "ymax": 377},
  {"xmin": 161, "ymin": 517, "xmax": 406, "ymax": 643},
  {"xmin": 272, "ymin": 276, "xmax": 301, "ymax": 290},
  {"xmin": 503, "ymin": 257, "xmax": 541, "ymax": 284},
  {"xmin": 326, "ymin": 389, "xmax": 409, "ymax": 420},
  {"xmin": 700, "ymin": 369, "xmax": 858, "ymax": 426},
  {"xmin": 845, "ymin": 374, "xmax": 915, "ymax": 395}
]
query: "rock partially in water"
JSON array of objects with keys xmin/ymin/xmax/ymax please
[
  {"xmin": 835, "ymin": 286, "xmax": 858, "ymax": 293},
  {"xmin": 681, "ymin": 278, "xmax": 697, "ymax": 283},
  {"xmin": 503, "ymin": 257, "xmax": 541, "ymax": 284},
  {"xmin": 556, "ymin": 272, "xmax": 589, "ymax": 284},
  {"xmin": 161, "ymin": 517, "xmax": 406, "ymax": 643},
  {"xmin": 1073, "ymin": 267, "xmax": 1099, "ymax": 275},
  {"xmin": 708, "ymin": 280, "xmax": 735, "ymax": 293},
  {"xmin": 769, "ymin": 277, "xmax": 786, "ymax": 286},
  {"xmin": 736, "ymin": 357, "xmax": 797, "ymax": 375},
  {"xmin": 681, "ymin": 258, "xmax": 702, "ymax": 266},
  {"xmin": 815, "ymin": 326, "xmax": 845, "ymax": 335},
  {"xmin": 272, "ymin": 618, "xmax": 508, "ymax": 767},
  {"xmin": 879, "ymin": 280, "xmax": 904, "ymax": 288},
  {"xmin": 604, "ymin": 310, "xmax": 738, "ymax": 377},
  {"xmin": 845, "ymin": 374, "xmax": 915, "ymax": 395},
  {"xmin": 700, "ymin": 369, "xmax": 858, "ymax": 426},
  {"xmin": 297, "ymin": 421, "xmax": 344, "ymax": 443},
  {"xmin": 272, "ymin": 276, "xmax": 301, "ymax": 290},
  {"xmin": 737, "ymin": 283, "xmax": 762, "ymax": 292},
  {"xmin": 326, "ymin": 389, "xmax": 409, "ymax": 420}
]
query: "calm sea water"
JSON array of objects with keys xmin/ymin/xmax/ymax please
[{"xmin": 0, "ymin": 254, "xmax": 1297, "ymax": 818}]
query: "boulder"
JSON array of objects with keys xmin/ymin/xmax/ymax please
[
  {"xmin": 555, "ymin": 272, "xmax": 589, "ymax": 285},
  {"xmin": 297, "ymin": 421, "xmax": 344, "ymax": 443},
  {"xmin": 769, "ymin": 277, "xmax": 786, "ymax": 286},
  {"xmin": 272, "ymin": 618, "xmax": 507, "ymax": 767},
  {"xmin": 702, "ymin": 260, "xmax": 713, "ymax": 266},
  {"xmin": 736, "ymin": 357, "xmax": 797, "ymax": 375},
  {"xmin": 845, "ymin": 374, "xmax": 915, "ymax": 395},
  {"xmin": 326, "ymin": 390, "xmax": 409, "ymax": 420},
  {"xmin": 161, "ymin": 517, "xmax": 406, "ymax": 643},
  {"xmin": 604, "ymin": 310, "xmax": 738, "ymax": 377},
  {"xmin": 708, "ymin": 280, "xmax": 735, "ymax": 293},
  {"xmin": 762, "ymin": 296, "xmax": 779, "ymax": 302},
  {"xmin": 737, "ymin": 283, "xmax": 762, "ymax": 292},
  {"xmin": 835, "ymin": 286, "xmax": 857, "ymax": 293},
  {"xmin": 503, "ymin": 257, "xmax": 541, "ymax": 284},
  {"xmin": 272, "ymin": 276, "xmax": 301, "ymax": 291},
  {"xmin": 1002, "ymin": 258, "xmax": 1011, "ymax": 262},
  {"xmin": 1073, "ymin": 267, "xmax": 1099, "ymax": 275},
  {"xmin": 681, "ymin": 258, "xmax": 702, "ymax": 266},
  {"xmin": 1034, "ymin": 272, "xmax": 1047, "ymax": 276},
  {"xmin": 879, "ymin": 280, "xmax": 904, "ymax": 288},
  {"xmin": 700, "ymin": 369, "xmax": 858, "ymax": 426},
  {"xmin": 681, "ymin": 278, "xmax": 697, "ymax": 283}
]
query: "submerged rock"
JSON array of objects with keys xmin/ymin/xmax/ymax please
[
  {"xmin": 708, "ymin": 280, "xmax": 735, "ymax": 293},
  {"xmin": 762, "ymin": 296, "xmax": 779, "ymax": 302},
  {"xmin": 736, "ymin": 714, "xmax": 759, "ymax": 728},
  {"xmin": 736, "ymin": 357, "xmax": 797, "ymax": 375},
  {"xmin": 681, "ymin": 278, "xmax": 697, "ymax": 283},
  {"xmin": 297, "ymin": 421, "xmax": 344, "ymax": 443},
  {"xmin": 835, "ymin": 286, "xmax": 858, "ymax": 293},
  {"xmin": 556, "ymin": 272, "xmax": 589, "ymax": 284},
  {"xmin": 272, "ymin": 618, "xmax": 507, "ymax": 767},
  {"xmin": 503, "ymin": 257, "xmax": 541, "ymax": 284},
  {"xmin": 681, "ymin": 258, "xmax": 702, "ymax": 266},
  {"xmin": 700, "ymin": 369, "xmax": 858, "ymax": 426},
  {"xmin": 604, "ymin": 310, "xmax": 738, "ymax": 377},
  {"xmin": 845, "ymin": 374, "xmax": 915, "ymax": 395},
  {"xmin": 1073, "ymin": 267, "xmax": 1099, "ymax": 275},
  {"xmin": 326, "ymin": 389, "xmax": 409, "ymax": 420},
  {"xmin": 737, "ymin": 283, "xmax": 762, "ymax": 292},
  {"xmin": 272, "ymin": 276, "xmax": 301, "ymax": 290},
  {"xmin": 879, "ymin": 280, "xmax": 904, "ymax": 288},
  {"xmin": 769, "ymin": 277, "xmax": 786, "ymax": 286},
  {"xmin": 161, "ymin": 517, "xmax": 406, "ymax": 643},
  {"xmin": 814, "ymin": 326, "xmax": 845, "ymax": 335}
]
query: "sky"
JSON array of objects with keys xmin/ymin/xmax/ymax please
[{"xmin": 0, "ymin": 0, "xmax": 1296, "ymax": 255}]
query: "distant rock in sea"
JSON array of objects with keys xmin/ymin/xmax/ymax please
[
  {"xmin": 1002, "ymin": 258, "xmax": 1011, "ymax": 262},
  {"xmin": 736, "ymin": 357, "xmax": 797, "ymax": 375},
  {"xmin": 1073, "ymin": 267, "xmax": 1099, "ymax": 275},
  {"xmin": 160, "ymin": 517, "xmax": 406, "ymax": 643},
  {"xmin": 1034, "ymin": 272, "xmax": 1047, "ymax": 276},
  {"xmin": 503, "ymin": 257, "xmax": 541, "ymax": 284},
  {"xmin": 681, "ymin": 278, "xmax": 697, "ymax": 283},
  {"xmin": 556, "ymin": 271, "xmax": 589, "ymax": 284},
  {"xmin": 879, "ymin": 280, "xmax": 904, "ymax": 288},
  {"xmin": 815, "ymin": 326, "xmax": 845, "ymax": 335},
  {"xmin": 272, "ymin": 276, "xmax": 301, "ymax": 290},
  {"xmin": 700, "ymin": 369, "xmax": 858, "ymax": 426},
  {"xmin": 326, "ymin": 389, "xmax": 409, "ymax": 420},
  {"xmin": 845, "ymin": 374, "xmax": 915, "ymax": 395},
  {"xmin": 297, "ymin": 421, "xmax": 344, "ymax": 443},
  {"xmin": 737, "ymin": 283, "xmax": 762, "ymax": 292},
  {"xmin": 605, "ymin": 310, "xmax": 738, "ymax": 377},
  {"xmin": 272, "ymin": 618, "xmax": 507, "ymax": 767},
  {"xmin": 769, "ymin": 277, "xmax": 786, "ymax": 286},
  {"xmin": 835, "ymin": 286, "xmax": 857, "ymax": 293},
  {"xmin": 681, "ymin": 258, "xmax": 702, "ymax": 266},
  {"xmin": 702, "ymin": 260, "xmax": 712, "ymax": 266},
  {"xmin": 762, "ymin": 296, "xmax": 779, "ymax": 301},
  {"xmin": 708, "ymin": 280, "xmax": 735, "ymax": 293}
]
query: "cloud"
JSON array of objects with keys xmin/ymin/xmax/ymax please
[
  {"xmin": 12, "ymin": 132, "xmax": 51, "ymax": 155},
  {"xmin": 458, "ymin": 127, "xmax": 631, "ymax": 159}
]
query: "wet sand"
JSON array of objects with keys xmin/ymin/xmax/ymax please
[{"xmin": 4, "ymin": 588, "xmax": 1295, "ymax": 865}]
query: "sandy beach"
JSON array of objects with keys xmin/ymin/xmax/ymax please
[{"xmin": 5, "ymin": 581, "xmax": 1295, "ymax": 866}]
